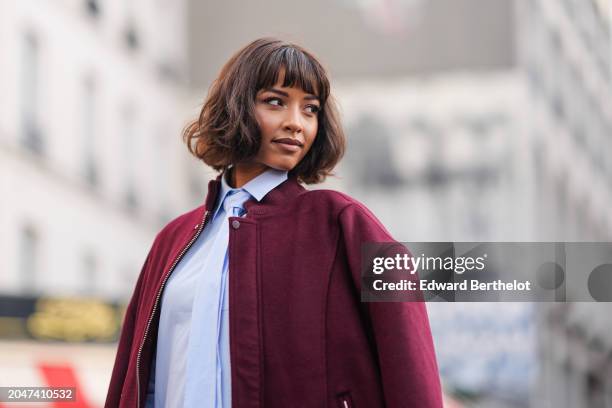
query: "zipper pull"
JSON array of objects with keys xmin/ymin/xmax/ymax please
[{"xmin": 337, "ymin": 395, "xmax": 351, "ymax": 408}]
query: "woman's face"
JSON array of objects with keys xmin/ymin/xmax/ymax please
[{"xmin": 252, "ymin": 74, "xmax": 320, "ymax": 172}]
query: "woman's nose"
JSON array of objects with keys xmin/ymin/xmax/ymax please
[{"xmin": 283, "ymin": 106, "xmax": 303, "ymax": 133}]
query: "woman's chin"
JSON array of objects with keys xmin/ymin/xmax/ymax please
[{"xmin": 264, "ymin": 160, "xmax": 298, "ymax": 172}]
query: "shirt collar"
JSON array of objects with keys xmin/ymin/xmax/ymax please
[{"xmin": 213, "ymin": 167, "xmax": 288, "ymax": 218}]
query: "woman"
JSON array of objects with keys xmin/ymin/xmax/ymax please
[{"xmin": 106, "ymin": 38, "xmax": 442, "ymax": 408}]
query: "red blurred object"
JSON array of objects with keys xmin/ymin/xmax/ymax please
[{"xmin": 0, "ymin": 362, "xmax": 94, "ymax": 408}]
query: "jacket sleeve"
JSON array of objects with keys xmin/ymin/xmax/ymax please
[
  {"xmin": 338, "ymin": 203, "xmax": 443, "ymax": 408},
  {"xmin": 105, "ymin": 249, "xmax": 152, "ymax": 408}
]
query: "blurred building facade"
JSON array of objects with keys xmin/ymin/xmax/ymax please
[
  {"xmin": 333, "ymin": 73, "xmax": 528, "ymax": 242},
  {"xmin": 186, "ymin": 0, "xmax": 515, "ymax": 88},
  {"xmin": 518, "ymin": 0, "xmax": 612, "ymax": 242},
  {"xmin": 519, "ymin": 0, "xmax": 612, "ymax": 407},
  {"xmin": 0, "ymin": 0, "xmax": 203, "ymax": 302},
  {"xmin": 0, "ymin": 1, "xmax": 207, "ymax": 403}
]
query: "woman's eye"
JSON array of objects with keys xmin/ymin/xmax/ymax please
[
  {"xmin": 305, "ymin": 105, "xmax": 320, "ymax": 114},
  {"xmin": 264, "ymin": 97, "xmax": 283, "ymax": 106}
]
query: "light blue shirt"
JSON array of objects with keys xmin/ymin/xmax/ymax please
[{"xmin": 147, "ymin": 168, "xmax": 288, "ymax": 407}]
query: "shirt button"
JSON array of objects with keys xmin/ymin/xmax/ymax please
[{"xmin": 231, "ymin": 220, "xmax": 241, "ymax": 229}]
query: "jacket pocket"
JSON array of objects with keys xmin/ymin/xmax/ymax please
[{"xmin": 336, "ymin": 391, "xmax": 354, "ymax": 408}]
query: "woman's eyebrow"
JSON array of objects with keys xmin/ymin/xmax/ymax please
[{"xmin": 264, "ymin": 88, "xmax": 320, "ymax": 102}]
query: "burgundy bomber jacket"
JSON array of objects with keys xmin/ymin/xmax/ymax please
[{"xmin": 105, "ymin": 175, "xmax": 443, "ymax": 408}]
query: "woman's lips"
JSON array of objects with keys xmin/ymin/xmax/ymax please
[{"xmin": 272, "ymin": 138, "xmax": 303, "ymax": 152}]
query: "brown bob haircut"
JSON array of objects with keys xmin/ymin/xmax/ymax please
[{"xmin": 183, "ymin": 37, "xmax": 345, "ymax": 184}]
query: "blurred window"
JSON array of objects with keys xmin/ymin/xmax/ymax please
[
  {"xmin": 19, "ymin": 225, "xmax": 39, "ymax": 293},
  {"xmin": 85, "ymin": 0, "xmax": 101, "ymax": 18},
  {"xmin": 592, "ymin": 121, "xmax": 605, "ymax": 174},
  {"xmin": 549, "ymin": 28, "xmax": 563, "ymax": 54},
  {"xmin": 82, "ymin": 75, "xmax": 99, "ymax": 187},
  {"xmin": 123, "ymin": 20, "xmax": 139, "ymax": 51},
  {"xmin": 526, "ymin": 64, "xmax": 542, "ymax": 96},
  {"xmin": 154, "ymin": 126, "xmax": 171, "ymax": 224},
  {"xmin": 20, "ymin": 32, "xmax": 43, "ymax": 154},
  {"xmin": 596, "ymin": 53, "xmax": 609, "ymax": 82},
  {"xmin": 463, "ymin": 115, "xmax": 490, "ymax": 138},
  {"xmin": 82, "ymin": 250, "xmax": 98, "ymax": 295},
  {"xmin": 122, "ymin": 107, "xmax": 139, "ymax": 211},
  {"xmin": 561, "ymin": 0, "xmax": 574, "ymax": 17},
  {"xmin": 586, "ymin": 371, "xmax": 605, "ymax": 408},
  {"xmin": 554, "ymin": 176, "xmax": 569, "ymax": 239},
  {"xmin": 571, "ymin": 121, "xmax": 586, "ymax": 150},
  {"xmin": 551, "ymin": 92, "xmax": 566, "ymax": 121},
  {"xmin": 346, "ymin": 115, "xmax": 401, "ymax": 188}
]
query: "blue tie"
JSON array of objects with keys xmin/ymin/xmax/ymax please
[
  {"xmin": 223, "ymin": 189, "xmax": 248, "ymax": 217},
  {"xmin": 184, "ymin": 188, "xmax": 250, "ymax": 407}
]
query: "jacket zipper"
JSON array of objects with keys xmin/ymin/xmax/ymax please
[
  {"xmin": 135, "ymin": 210, "xmax": 210, "ymax": 408},
  {"xmin": 338, "ymin": 393, "xmax": 352, "ymax": 408}
]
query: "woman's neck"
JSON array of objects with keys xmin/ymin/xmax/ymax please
[{"xmin": 230, "ymin": 162, "xmax": 269, "ymax": 188}]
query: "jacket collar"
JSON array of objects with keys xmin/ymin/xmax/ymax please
[{"xmin": 204, "ymin": 172, "xmax": 305, "ymax": 216}]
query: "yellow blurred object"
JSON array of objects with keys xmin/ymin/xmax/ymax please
[{"xmin": 26, "ymin": 298, "xmax": 120, "ymax": 342}]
